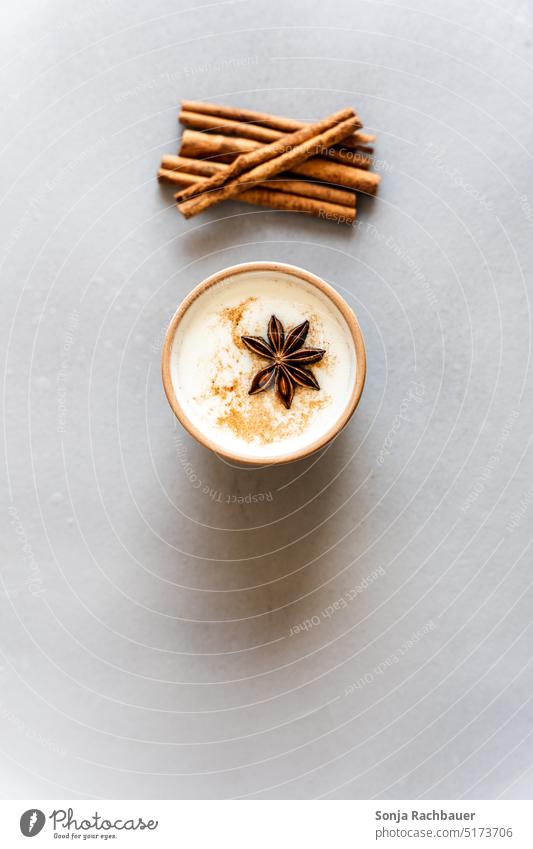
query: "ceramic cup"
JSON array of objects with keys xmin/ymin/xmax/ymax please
[{"xmin": 162, "ymin": 261, "xmax": 366, "ymax": 465}]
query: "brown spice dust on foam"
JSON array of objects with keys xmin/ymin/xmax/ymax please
[
  {"xmin": 221, "ymin": 297, "xmax": 257, "ymax": 349},
  {"xmin": 217, "ymin": 395, "xmax": 328, "ymax": 445},
  {"xmin": 207, "ymin": 298, "xmax": 330, "ymax": 445}
]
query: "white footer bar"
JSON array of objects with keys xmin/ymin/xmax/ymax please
[{"xmin": 2, "ymin": 800, "xmax": 531, "ymax": 847}]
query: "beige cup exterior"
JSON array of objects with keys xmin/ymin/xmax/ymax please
[{"xmin": 162, "ymin": 261, "xmax": 366, "ymax": 465}]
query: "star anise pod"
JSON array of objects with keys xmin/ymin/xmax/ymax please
[{"xmin": 241, "ymin": 315, "xmax": 326, "ymax": 409}]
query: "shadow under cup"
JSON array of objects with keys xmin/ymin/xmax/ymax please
[{"xmin": 162, "ymin": 261, "xmax": 366, "ymax": 465}]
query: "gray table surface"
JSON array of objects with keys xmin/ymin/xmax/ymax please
[{"xmin": 1, "ymin": 0, "xmax": 533, "ymax": 800}]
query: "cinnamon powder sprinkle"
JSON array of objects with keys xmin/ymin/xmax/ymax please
[
  {"xmin": 216, "ymin": 394, "xmax": 328, "ymax": 444},
  {"xmin": 221, "ymin": 297, "xmax": 257, "ymax": 348},
  {"xmin": 204, "ymin": 298, "xmax": 331, "ymax": 444}
]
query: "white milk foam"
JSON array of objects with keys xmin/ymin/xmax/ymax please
[{"xmin": 171, "ymin": 268, "xmax": 357, "ymax": 461}]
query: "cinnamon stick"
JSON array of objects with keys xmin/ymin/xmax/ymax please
[
  {"xmin": 158, "ymin": 168, "xmax": 356, "ymax": 223},
  {"xmin": 180, "ymin": 129, "xmax": 262, "ymax": 162},
  {"xmin": 161, "ymin": 154, "xmax": 225, "ymax": 177},
  {"xmin": 180, "ymin": 109, "xmax": 281, "ymax": 143},
  {"xmin": 159, "ymin": 156, "xmax": 356, "ymax": 206},
  {"xmin": 179, "ymin": 109, "xmax": 372, "ymax": 167},
  {"xmin": 181, "ymin": 100, "xmax": 374, "ymax": 150},
  {"xmin": 176, "ymin": 109, "xmax": 361, "ymax": 218},
  {"xmin": 178, "ymin": 130, "xmax": 380, "ymax": 195},
  {"xmin": 294, "ymin": 158, "xmax": 380, "ymax": 194},
  {"xmin": 228, "ymin": 188, "xmax": 356, "ymax": 223},
  {"xmin": 317, "ymin": 145, "xmax": 372, "ymax": 169},
  {"xmin": 176, "ymin": 107, "xmax": 356, "ymax": 204},
  {"xmin": 179, "ymin": 130, "xmax": 371, "ymax": 170}
]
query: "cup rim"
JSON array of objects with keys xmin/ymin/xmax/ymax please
[{"xmin": 161, "ymin": 261, "xmax": 366, "ymax": 465}]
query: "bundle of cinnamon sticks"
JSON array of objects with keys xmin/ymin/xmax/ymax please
[{"xmin": 157, "ymin": 100, "xmax": 381, "ymax": 224}]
